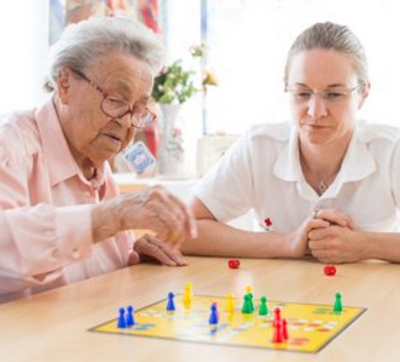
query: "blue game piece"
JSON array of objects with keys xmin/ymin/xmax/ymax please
[
  {"xmin": 126, "ymin": 305, "xmax": 135, "ymax": 327},
  {"xmin": 209, "ymin": 303, "xmax": 219, "ymax": 325},
  {"xmin": 166, "ymin": 292, "xmax": 176, "ymax": 311},
  {"xmin": 117, "ymin": 307, "xmax": 127, "ymax": 328}
]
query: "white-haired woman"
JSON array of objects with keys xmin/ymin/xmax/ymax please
[{"xmin": 0, "ymin": 16, "xmax": 196, "ymax": 303}]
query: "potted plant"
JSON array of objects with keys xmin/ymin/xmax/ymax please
[
  {"xmin": 151, "ymin": 45, "xmax": 217, "ymax": 176},
  {"xmin": 152, "ymin": 59, "xmax": 198, "ymax": 104},
  {"xmin": 151, "ymin": 59, "xmax": 198, "ymax": 176}
]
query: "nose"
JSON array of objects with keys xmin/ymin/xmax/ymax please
[
  {"xmin": 114, "ymin": 112, "xmax": 133, "ymax": 128},
  {"xmin": 307, "ymin": 94, "xmax": 328, "ymax": 119}
]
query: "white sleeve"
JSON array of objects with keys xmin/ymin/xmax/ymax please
[
  {"xmin": 193, "ymin": 133, "xmax": 254, "ymax": 222},
  {"xmin": 390, "ymin": 136, "xmax": 400, "ymax": 208}
]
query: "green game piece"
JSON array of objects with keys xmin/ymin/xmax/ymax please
[
  {"xmin": 248, "ymin": 293, "xmax": 254, "ymax": 313},
  {"xmin": 258, "ymin": 296, "xmax": 268, "ymax": 316},
  {"xmin": 333, "ymin": 292, "xmax": 343, "ymax": 313},
  {"xmin": 241, "ymin": 294, "xmax": 252, "ymax": 314}
]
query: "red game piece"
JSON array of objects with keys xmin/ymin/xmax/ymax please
[
  {"xmin": 282, "ymin": 318, "xmax": 289, "ymax": 341},
  {"xmin": 324, "ymin": 264, "xmax": 336, "ymax": 276},
  {"xmin": 272, "ymin": 319, "xmax": 284, "ymax": 343},
  {"xmin": 228, "ymin": 259, "xmax": 240, "ymax": 269},
  {"xmin": 273, "ymin": 307, "xmax": 281, "ymax": 327}
]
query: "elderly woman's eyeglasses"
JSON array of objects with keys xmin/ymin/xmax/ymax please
[
  {"xmin": 71, "ymin": 69, "xmax": 156, "ymax": 128},
  {"xmin": 285, "ymin": 86, "xmax": 360, "ymax": 104}
]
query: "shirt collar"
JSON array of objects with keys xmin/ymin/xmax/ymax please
[
  {"xmin": 273, "ymin": 126, "xmax": 301, "ymax": 182},
  {"xmin": 35, "ymin": 97, "xmax": 106, "ymax": 188},
  {"xmin": 273, "ymin": 123, "xmax": 377, "ymax": 197},
  {"xmin": 325, "ymin": 122, "xmax": 376, "ymax": 197},
  {"xmin": 336, "ymin": 122, "xmax": 377, "ymax": 182}
]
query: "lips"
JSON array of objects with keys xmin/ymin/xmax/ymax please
[
  {"xmin": 103, "ymin": 133, "xmax": 122, "ymax": 142},
  {"xmin": 304, "ymin": 123, "xmax": 328, "ymax": 129}
]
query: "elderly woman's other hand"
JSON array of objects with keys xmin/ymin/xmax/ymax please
[{"xmin": 128, "ymin": 234, "xmax": 187, "ymax": 266}]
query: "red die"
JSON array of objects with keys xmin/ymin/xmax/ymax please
[
  {"xmin": 324, "ymin": 264, "xmax": 336, "ymax": 276},
  {"xmin": 264, "ymin": 218, "xmax": 272, "ymax": 227},
  {"xmin": 228, "ymin": 259, "xmax": 240, "ymax": 269}
]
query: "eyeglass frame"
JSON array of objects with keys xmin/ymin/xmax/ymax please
[
  {"xmin": 285, "ymin": 85, "xmax": 361, "ymax": 104},
  {"xmin": 71, "ymin": 69, "xmax": 156, "ymax": 128}
]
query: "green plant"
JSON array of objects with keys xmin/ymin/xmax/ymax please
[
  {"xmin": 152, "ymin": 43, "xmax": 218, "ymax": 105},
  {"xmin": 152, "ymin": 60, "xmax": 198, "ymax": 104},
  {"xmin": 190, "ymin": 42, "xmax": 218, "ymax": 93}
]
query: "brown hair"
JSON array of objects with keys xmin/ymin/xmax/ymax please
[{"xmin": 284, "ymin": 22, "xmax": 369, "ymax": 89}]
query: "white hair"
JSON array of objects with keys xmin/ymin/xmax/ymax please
[{"xmin": 45, "ymin": 16, "xmax": 165, "ymax": 91}]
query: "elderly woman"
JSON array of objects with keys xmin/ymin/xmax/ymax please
[
  {"xmin": 0, "ymin": 16, "xmax": 196, "ymax": 303},
  {"xmin": 184, "ymin": 21, "xmax": 400, "ymax": 264}
]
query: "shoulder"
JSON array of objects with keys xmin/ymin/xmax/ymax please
[
  {"xmin": 223, "ymin": 122, "xmax": 292, "ymax": 166},
  {"xmin": 223, "ymin": 122, "xmax": 291, "ymax": 159},
  {"xmin": 238, "ymin": 122, "xmax": 292, "ymax": 153},
  {"xmin": 356, "ymin": 121, "xmax": 400, "ymax": 144},
  {"xmin": 247, "ymin": 122, "xmax": 292, "ymax": 141},
  {"xmin": 0, "ymin": 109, "xmax": 40, "ymax": 161}
]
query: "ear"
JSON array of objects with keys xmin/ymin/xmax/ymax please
[
  {"xmin": 56, "ymin": 68, "xmax": 73, "ymax": 104},
  {"xmin": 357, "ymin": 82, "xmax": 371, "ymax": 109}
]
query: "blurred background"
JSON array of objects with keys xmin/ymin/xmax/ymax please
[{"xmin": 1, "ymin": 0, "xmax": 399, "ymax": 177}]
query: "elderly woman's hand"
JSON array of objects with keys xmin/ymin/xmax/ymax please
[
  {"xmin": 120, "ymin": 186, "xmax": 197, "ymax": 248},
  {"xmin": 92, "ymin": 185, "xmax": 197, "ymax": 249},
  {"xmin": 128, "ymin": 234, "xmax": 187, "ymax": 266}
]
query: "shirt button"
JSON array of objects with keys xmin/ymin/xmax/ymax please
[{"xmin": 72, "ymin": 249, "xmax": 80, "ymax": 260}]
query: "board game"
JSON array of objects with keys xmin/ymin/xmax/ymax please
[{"xmin": 89, "ymin": 293, "xmax": 366, "ymax": 353}]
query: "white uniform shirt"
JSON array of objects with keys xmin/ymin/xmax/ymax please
[{"xmin": 194, "ymin": 121, "xmax": 400, "ymax": 233}]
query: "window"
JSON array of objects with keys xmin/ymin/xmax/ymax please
[{"xmin": 0, "ymin": 0, "xmax": 49, "ymax": 115}]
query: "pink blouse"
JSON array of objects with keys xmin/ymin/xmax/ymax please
[{"xmin": 0, "ymin": 98, "xmax": 134, "ymax": 303}]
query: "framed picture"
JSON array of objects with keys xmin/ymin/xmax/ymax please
[{"xmin": 50, "ymin": 0, "xmax": 161, "ymax": 44}]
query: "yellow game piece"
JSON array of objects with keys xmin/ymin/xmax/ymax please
[
  {"xmin": 183, "ymin": 282, "xmax": 193, "ymax": 308},
  {"xmin": 225, "ymin": 293, "xmax": 235, "ymax": 314},
  {"xmin": 245, "ymin": 285, "xmax": 253, "ymax": 294}
]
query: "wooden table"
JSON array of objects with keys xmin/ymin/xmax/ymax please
[{"xmin": 0, "ymin": 257, "xmax": 399, "ymax": 362}]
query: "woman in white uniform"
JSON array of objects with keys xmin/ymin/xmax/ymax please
[{"xmin": 184, "ymin": 21, "xmax": 400, "ymax": 264}]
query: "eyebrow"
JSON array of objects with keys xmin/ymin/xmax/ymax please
[
  {"xmin": 293, "ymin": 82, "xmax": 348, "ymax": 89},
  {"xmin": 113, "ymin": 81, "xmax": 133, "ymax": 98},
  {"xmin": 111, "ymin": 81, "xmax": 152, "ymax": 104}
]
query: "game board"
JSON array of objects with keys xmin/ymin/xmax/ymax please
[{"xmin": 89, "ymin": 294, "xmax": 366, "ymax": 353}]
